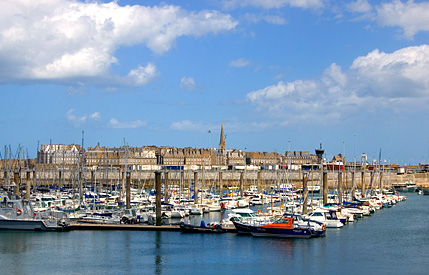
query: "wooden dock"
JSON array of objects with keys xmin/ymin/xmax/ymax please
[
  {"xmin": 69, "ymin": 223, "xmax": 182, "ymax": 231},
  {"xmin": 69, "ymin": 223, "xmax": 237, "ymax": 233}
]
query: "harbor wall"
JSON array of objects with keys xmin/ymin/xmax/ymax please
[{"xmin": 1, "ymin": 167, "xmax": 428, "ymax": 191}]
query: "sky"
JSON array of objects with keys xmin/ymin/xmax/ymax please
[{"xmin": 1, "ymin": 0, "xmax": 429, "ymax": 165}]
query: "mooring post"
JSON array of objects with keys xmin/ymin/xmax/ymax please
[
  {"xmin": 164, "ymin": 172, "xmax": 169, "ymax": 204},
  {"xmin": 302, "ymin": 172, "xmax": 308, "ymax": 214},
  {"xmin": 338, "ymin": 171, "xmax": 343, "ymax": 205},
  {"xmin": 25, "ymin": 171, "xmax": 31, "ymax": 200},
  {"xmin": 361, "ymin": 171, "xmax": 365, "ymax": 197},
  {"xmin": 219, "ymin": 170, "xmax": 223, "ymax": 198},
  {"xmin": 155, "ymin": 171, "xmax": 162, "ymax": 226},
  {"xmin": 323, "ymin": 171, "xmax": 328, "ymax": 206},
  {"xmin": 239, "ymin": 171, "xmax": 244, "ymax": 199},
  {"xmin": 13, "ymin": 172, "xmax": 20, "ymax": 196}
]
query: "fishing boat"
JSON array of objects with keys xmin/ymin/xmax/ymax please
[
  {"xmin": 248, "ymin": 216, "xmax": 324, "ymax": 238},
  {"xmin": 391, "ymin": 181, "xmax": 417, "ymax": 192},
  {"xmin": 0, "ymin": 193, "xmax": 69, "ymax": 231},
  {"xmin": 233, "ymin": 213, "xmax": 326, "ymax": 237}
]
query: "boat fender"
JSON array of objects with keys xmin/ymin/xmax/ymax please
[
  {"xmin": 257, "ymin": 209, "xmax": 261, "ymax": 213},
  {"xmin": 17, "ymin": 209, "xmax": 22, "ymax": 215}
]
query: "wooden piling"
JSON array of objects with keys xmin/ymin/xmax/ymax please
[
  {"xmin": 323, "ymin": 171, "xmax": 328, "ymax": 205},
  {"xmin": 164, "ymin": 172, "xmax": 169, "ymax": 204},
  {"xmin": 302, "ymin": 173, "xmax": 308, "ymax": 214},
  {"xmin": 13, "ymin": 172, "xmax": 19, "ymax": 196},
  {"xmin": 219, "ymin": 171, "xmax": 223, "ymax": 198},
  {"xmin": 155, "ymin": 171, "xmax": 162, "ymax": 226},
  {"xmin": 25, "ymin": 171, "xmax": 31, "ymax": 200},
  {"xmin": 239, "ymin": 171, "xmax": 244, "ymax": 198},
  {"xmin": 338, "ymin": 171, "xmax": 343, "ymax": 205}
]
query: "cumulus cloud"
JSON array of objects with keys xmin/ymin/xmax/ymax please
[
  {"xmin": 350, "ymin": 45, "xmax": 429, "ymax": 97},
  {"xmin": 223, "ymin": 0, "xmax": 324, "ymax": 10},
  {"xmin": 180, "ymin": 76, "xmax": 197, "ymax": 90},
  {"xmin": 109, "ymin": 118, "xmax": 147, "ymax": 129},
  {"xmin": 0, "ymin": 0, "xmax": 237, "ymax": 86},
  {"xmin": 246, "ymin": 45, "xmax": 429, "ymax": 125},
  {"xmin": 126, "ymin": 63, "xmax": 159, "ymax": 86},
  {"xmin": 376, "ymin": 0, "xmax": 429, "ymax": 39},
  {"xmin": 66, "ymin": 109, "xmax": 101, "ymax": 126},
  {"xmin": 343, "ymin": 0, "xmax": 429, "ymax": 39},
  {"xmin": 229, "ymin": 58, "xmax": 251, "ymax": 67}
]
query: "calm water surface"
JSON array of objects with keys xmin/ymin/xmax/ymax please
[{"xmin": 1, "ymin": 193, "xmax": 428, "ymax": 275}]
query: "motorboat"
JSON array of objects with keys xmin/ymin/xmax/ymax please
[
  {"xmin": 304, "ymin": 208, "xmax": 344, "ymax": 228},
  {"xmin": 240, "ymin": 215, "xmax": 324, "ymax": 238},
  {"xmin": 249, "ymin": 195, "xmax": 263, "ymax": 206},
  {"xmin": 0, "ymin": 193, "xmax": 69, "ymax": 231},
  {"xmin": 221, "ymin": 208, "xmax": 270, "ymax": 230}
]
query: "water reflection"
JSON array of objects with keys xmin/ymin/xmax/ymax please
[
  {"xmin": 0, "ymin": 232, "xmax": 31, "ymax": 254},
  {"xmin": 155, "ymin": 231, "xmax": 162, "ymax": 274}
]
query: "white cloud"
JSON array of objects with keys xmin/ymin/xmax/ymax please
[
  {"xmin": 180, "ymin": 76, "xmax": 197, "ymax": 90},
  {"xmin": 66, "ymin": 109, "xmax": 101, "ymax": 126},
  {"xmin": 0, "ymin": 0, "xmax": 237, "ymax": 86},
  {"xmin": 109, "ymin": 118, "xmax": 147, "ymax": 129},
  {"xmin": 171, "ymin": 120, "xmax": 205, "ymax": 131},
  {"xmin": 126, "ymin": 63, "xmax": 159, "ymax": 86},
  {"xmin": 347, "ymin": 0, "xmax": 373, "ymax": 13},
  {"xmin": 246, "ymin": 45, "xmax": 429, "ymax": 125},
  {"xmin": 229, "ymin": 58, "xmax": 251, "ymax": 67},
  {"xmin": 376, "ymin": 0, "xmax": 429, "ymax": 39},
  {"xmin": 350, "ymin": 45, "xmax": 429, "ymax": 97},
  {"xmin": 223, "ymin": 0, "xmax": 324, "ymax": 10},
  {"xmin": 243, "ymin": 13, "xmax": 287, "ymax": 25}
]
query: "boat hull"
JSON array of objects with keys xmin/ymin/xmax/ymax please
[
  {"xmin": 250, "ymin": 227, "xmax": 315, "ymax": 238},
  {"xmin": 0, "ymin": 219, "xmax": 67, "ymax": 231},
  {"xmin": 180, "ymin": 222, "xmax": 226, "ymax": 233},
  {"xmin": 232, "ymin": 221, "xmax": 256, "ymax": 234}
]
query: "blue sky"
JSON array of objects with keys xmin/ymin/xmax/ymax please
[{"xmin": 1, "ymin": 0, "xmax": 429, "ymax": 165}]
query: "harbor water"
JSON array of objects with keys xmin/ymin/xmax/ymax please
[{"xmin": 1, "ymin": 192, "xmax": 428, "ymax": 275}]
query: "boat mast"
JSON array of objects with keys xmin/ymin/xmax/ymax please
[{"xmin": 78, "ymin": 130, "xmax": 84, "ymax": 205}]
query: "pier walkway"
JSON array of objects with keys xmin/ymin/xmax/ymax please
[{"xmin": 69, "ymin": 223, "xmax": 237, "ymax": 233}]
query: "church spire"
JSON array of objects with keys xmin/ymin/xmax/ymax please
[{"xmin": 219, "ymin": 123, "xmax": 226, "ymax": 152}]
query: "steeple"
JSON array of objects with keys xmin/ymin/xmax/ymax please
[{"xmin": 219, "ymin": 123, "xmax": 226, "ymax": 152}]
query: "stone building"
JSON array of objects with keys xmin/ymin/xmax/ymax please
[
  {"xmin": 38, "ymin": 144, "xmax": 82, "ymax": 166},
  {"xmin": 283, "ymin": 151, "xmax": 317, "ymax": 165},
  {"xmin": 245, "ymin": 151, "xmax": 279, "ymax": 166}
]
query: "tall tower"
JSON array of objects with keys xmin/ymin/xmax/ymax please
[{"xmin": 219, "ymin": 123, "xmax": 226, "ymax": 152}]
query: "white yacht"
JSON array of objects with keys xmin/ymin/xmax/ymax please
[{"xmin": 304, "ymin": 208, "xmax": 344, "ymax": 228}]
